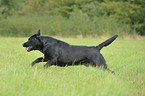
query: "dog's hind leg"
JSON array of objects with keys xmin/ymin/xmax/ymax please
[
  {"xmin": 91, "ymin": 54, "xmax": 114, "ymax": 73},
  {"xmin": 89, "ymin": 53, "xmax": 106, "ymax": 67},
  {"xmin": 92, "ymin": 59, "xmax": 114, "ymax": 73},
  {"xmin": 32, "ymin": 57, "xmax": 46, "ymax": 66}
]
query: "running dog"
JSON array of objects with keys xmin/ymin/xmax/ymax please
[{"xmin": 23, "ymin": 29, "xmax": 118, "ymax": 73}]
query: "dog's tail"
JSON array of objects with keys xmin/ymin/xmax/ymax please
[{"xmin": 96, "ymin": 35, "xmax": 118, "ymax": 51}]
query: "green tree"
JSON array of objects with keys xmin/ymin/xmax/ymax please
[{"xmin": 0, "ymin": 0, "xmax": 17, "ymax": 20}]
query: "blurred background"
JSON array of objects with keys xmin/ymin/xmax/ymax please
[{"xmin": 0, "ymin": 0, "xmax": 144, "ymax": 37}]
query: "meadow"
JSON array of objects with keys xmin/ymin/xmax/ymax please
[{"xmin": 0, "ymin": 37, "xmax": 145, "ymax": 96}]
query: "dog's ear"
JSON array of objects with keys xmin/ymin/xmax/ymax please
[
  {"xmin": 29, "ymin": 29, "xmax": 40, "ymax": 39},
  {"xmin": 35, "ymin": 29, "xmax": 41, "ymax": 36}
]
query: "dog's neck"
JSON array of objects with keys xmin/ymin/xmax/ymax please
[
  {"xmin": 39, "ymin": 36, "xmax": 69, "ymax": 53},
  {"xmin": 38, "ymin": 36, "xmax": 58, "ymax": 53}
]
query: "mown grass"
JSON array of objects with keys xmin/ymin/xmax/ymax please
[{"xmin": 0, "ymin": 37, "xmax": 144, "ymax": 96}]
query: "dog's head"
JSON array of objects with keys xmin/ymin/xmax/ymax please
[{"xmin": 23, "ymin": 29, "xmax": 43, "ymax": 52}]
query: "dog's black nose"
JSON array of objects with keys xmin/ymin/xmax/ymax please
[{"xmin": 22, "ymin": 43, "xmax": 25, "ymax": 47}]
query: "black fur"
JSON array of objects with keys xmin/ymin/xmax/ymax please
[{"xmin": 23, "ymin": 29, "xmax": 118, "ymax": 73}]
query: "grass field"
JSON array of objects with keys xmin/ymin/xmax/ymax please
[{"xmin": 0, "ymin": 37, "xmax": 145, "ymax": 96}]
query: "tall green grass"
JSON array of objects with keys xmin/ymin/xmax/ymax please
[
  {"xmin": 0, "ymin": 37, "xmax": 144, "ymax": 96},
  {"xmin": 0, "ymin": 12, "xmax": 135, "ymax": 37}
]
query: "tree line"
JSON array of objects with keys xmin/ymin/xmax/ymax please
[{"xmin": 0, "ymin": 0, "xmax": 145, "ymax": 36}]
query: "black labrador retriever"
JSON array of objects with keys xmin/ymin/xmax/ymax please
[{"xmin": 23, "ymin": 29, "xmax": 118, "ymax": 73}]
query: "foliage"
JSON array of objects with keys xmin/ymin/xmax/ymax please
[
  {"xmin": 99, "ymin": 0, "xmax": 145, "ymax": 35},
  {"xmin": 0, "ymin": 13, "xmax": 134, "ymax": 37},
  {"xmin": 0, "ymin": 0, "xmax": 24, "ymax": 19},
  {"xmin": 0, "ymin": 0, "xmax": 144, "ymax": 36},
  {"xmin": 0, "ymin": 0, "xmax": 13, "ymax": 19},
  {"xmin": 81, "ymin": 0, "xmax": 145, "ymax": 35}
]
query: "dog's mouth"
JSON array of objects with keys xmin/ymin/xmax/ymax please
[{"xmin": 26, "ymin": 46, "xmax": 33, "ymax": 51}]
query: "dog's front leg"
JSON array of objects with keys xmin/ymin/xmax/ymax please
[
  {"xmin": 32, "ymin": 57, "xmax": 46, "ymax": 66},
  {"xmin": 43, "ymin": 62, "xmax": 52, "ymax": 68},
  {"xmin": 43, "ymin": 57, "xmax": 57, "ymax": 68}
]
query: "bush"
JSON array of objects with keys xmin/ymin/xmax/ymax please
[
  {"xmin": 0, "ymin": 0, "xmax": 144, "ymax": 36},
  {"xmin": 0, "ymin": 11, "xmax": 134, "ymax": 37}
]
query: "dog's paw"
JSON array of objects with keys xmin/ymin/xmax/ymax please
[
  {"xmin": 111, "ymin": 71, "xmax": 115, "ymax": 74},
  {"xmin": 43, "ymin": 64, "xmax": 49, "ymax": 69},
  {"xmin": 31, "ymin": 62, "xmax": 36, "ymax": 67}
]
